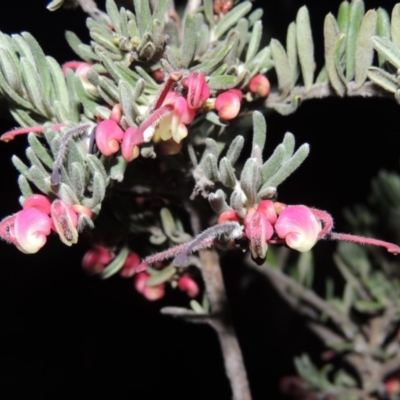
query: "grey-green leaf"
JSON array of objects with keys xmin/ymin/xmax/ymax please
[
  {"xmin": 213, "ymin": 2, "xmax": 252, "ymax": 40},
  {"xmin": 324, "ymin": 14, "xmax": 346, "ymax": 96},
  {"xmin": 354, "ymin": 10, "xmax": 376, "ymax": 89},
  {"xmin": 270, "ymin": 38, "xmax": 292, "ymax": 98},
  {"xmin": 296, "ymin": 6, "xmax": 315, "ymax": 91},
  {"xmin": 226, "ymin": 135, "xmax": 244, "ymax": 166},
  {"xmin": 252, "ymin": 111, "xmax": 266, "ymax": 152},
  {"xmin": 181, "ymin": 14, "xmax": 197, "ymax": 68},
  {"xmin": 391, "ymin": 4, "xmax": 400, "ymax": 48},
  {"xmin": 345, "ymin": 0, "xmax": 365, "ymax": 80},
  {"xmin": 376, "ymin": 8, "xmax": 390, "ymax": 66},
  {"xmin": 372, "ymin": 36, "xmax": 400, "ymax": 69},
  {"xmin": 367, "ymin": 66, "xmax": 398, "ymax": 93}
]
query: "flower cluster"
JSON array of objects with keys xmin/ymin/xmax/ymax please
[{"xmin": 0, "ymin": 194, "xmax": 91, "ymax": 253}]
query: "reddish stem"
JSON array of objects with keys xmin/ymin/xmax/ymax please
[
  {"xmin": 151, "ymin": 71, "xmax": 182, "ymax": 111},
  {"xmin": 1, "ymin": 124, "xmax": 65, "ymax": 142},
  {"xmin": 327, "ymin": 232, "xmax": 400, "ymax": 254}
]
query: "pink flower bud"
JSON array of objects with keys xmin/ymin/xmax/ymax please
[
  {"xmin": 121, "ymin": 126, "xmax": 142, "ymax": 162},
  {"xmin": 249, "ymin": 74, "xmax": 270, "ymax": 97},
  {"xmin": 120, "ymin": 252, "xmax": 141, "ymax": 278},
  {"xmin": 50, "ymin": 200, "xmax": 79, "ymax": 246},
  {"xmin": 11, "ymin": 209, "xmax": 52, "ymax": 254},
  {"xmin": 82, "ymin": 245, "xmax": 112, "ymax": 275},
  {"xmin": 23, "ymin": 194, "xmax": 52, "ymax": 215},
  {"xmin": 215, "ymin": 89, "xmax": 242, "ymax": 120},
  {"xmin": 385, "ymin": 378, "xmax": 400, "ymax": 394},
  {"xmin": 275, "ymin": 205, "xmax": 322, "ymax": 252},
  {"xmin": 109, "ymin": 103, "xmax": 122, "ymax": 124},
  {"xmin": 95, "ymin": 120, "xmax": 124, "ymax": 156},
  {"xmin": 218, "ymin": 210, "xmax": 240, "ymax": 224},
  {"xmin": 70, "ymin": 204, "xmax": 93, "ymax": 219},
  {"xmin": 245, "ymin": 210, "xmax": 274, "ymax": 260},
  {"xmin": 178, "ymin": 275, "xmax": 199, "ymax": 297},
  {"xmin": 134, "ymin": 272, "xmax": 165, "ymax": 301},
  {"xmin": 257, "ymin": 200, "xmax": 277, "ymax": 224},
  {"xmin": 182, "ymin": 72, "xmax": 210, "ymax": 110}
]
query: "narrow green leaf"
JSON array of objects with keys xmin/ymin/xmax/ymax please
[
  {"xmin": 98, "ymin": 76, "xmax": 119, "ymax": 102},
  {"xmin": 324, "ymin": 14, "xmax": 346, "ymax": 96},
  {"xmin": 296, "ymin": 6, "xmax": 315, "ymax": 91},
  {"xmin": 260, "ymin": 144, "xmax": 285, "ymax": 182},
  {"xmin": 203, "ymin": 0, "xmax": 215, "ymax": 27},
  {"xmin": 282, "ymin": 132, "xmax": 295, "ymax": 162},
  {"xmin": 22, "ymin": 32, "xmax": 52, "ymax": 98},
  {"xmin": 286, "ymin": 22, "xmax": 299, "ymax": 86},
  {"xmin": 226, "ymin": 136, "xmax": 244, "ymax": 166},
  {"xmin": 191, "ymin": 43, "xmax": 233, "ymax": 75},
  {"xmin": 29, "ymin": 165, "xmax": 52, "ymax": 194},
  {"xmin": 376, "ymin": 8, "xmax": 390, "ymax": 66},
  {"xmin": 133, "ymin": 0, "xmax": 151, "ymax": 35},
  {"xmin": 334, "ymin": 33, "xmax": 347, "ymax": 86},
  {"xmin": 219, "ymin": 157, "xmax": 237, "ymax": 188},
  {"xmin": 207, "ymin": 75, "xmax": 236, "ymax": 90},
  {"xmin": 69, "ymin": 162, "xmax": 85, "ymax": 198},
  {"xmin": 354, "ymin": 10, "xmax": 376, "ymax": 89},
  {"xmin": 0, "ymin": 67, "xmax": 33, "ymax": 110},
  {"xmin": 106, "ymin": 0, "xmax": 122, "ymax": 34},
  {"xmin": 152, "ymin": 0, "xmax": 170, "ymax": 24},
  {"xmin": 240, "ymin": 158, "xmax": 260, "ymax": 205},
  {"xmin": 230, "ymin": 189, "xmax": 245, "ymax": 215},
  {"xmin": 65, "ymin": 31, "xmax": 93, "ymax": 63},
  {"xmin": 272, "ymin": 95, "xmax": 301, "ymax": 116},
  {"xmin": 101, "ymin": 246, "xmax": 130, "ymax": 279},
  {"xmin": 20, "ymin": 57, "xmax": 50, "ymax": 116},
  {"xmin": 203, "ymin": 154, "xmax": 220, "ymax": 182},
  {"xmin": 119, "ymin": 80, "xmax": 139, "ymax": 126},
  {"xmin": 337, "ymin": 1, "xmax": 350, "ymax": 33},
  {"xmin": 84, "ymin": 171, "xmax": 106, "ymax": 209},
  {"xmin": 46, "ymin": 56, "xmax": 70, "ymax": 115},
  {"xmin": 47, "ymin": 0, "xmax": 64, "ymax": 11},
  {"xmin": 213, "ymin": 1, "xmax": 252, "ymax": 40},
  {"xmin": 248, "ymin": 8, "xmax": 263, "ymax": 28},
  {"xmin": 270, "ymin": 38, "xmax": 292, "ymax": 98},
  {"xmin": 18, "ymin": 175, "xmax": 33, "ymax": 199},
  {"xmin": 236, "ymin": 19, "xmax": 249, "ymax": 57},
  {"xmin": 90, "ymin": 29, "xmax": 121, "ymax": 54},
  {"xmin": 367, "ymin": 67, "xmax": 398, "ymax": 93},
  {"xmin": 147, "ymin": 265, "xmax": 176, "ymax": 286},
  {"xmin": 9, "ymin": 108, "xmax": 37, "ymax": 126},
  {"xmin": 74, "ymin": 75, "xmax": 97, "ymax": 118},
  {"xmin": 28, "ymin": 134, "xmax": 53, "ymax": 169},
  {"xmin": 391, "ymin": 4, "xmax": 400, "ymax": 48},
  {"xmin": 345, "ymin": 0, "xmax": 365, "ymax": 80},
  {"xmin": 252, "ymin": 111, "xmax": 266, "ymax": 152},
  {"xmin": 209, "ymin": 190, "xmax": 230, "ymax": 214},
  {"xmin": 0, "ymin": 47, "xmax": 22, "ymax": 94},
  {"xmin": 245, "ymin": 20, "xmax": 262, "ymax": 63},
  {"xmin": 181, "ymin": 14, "xmax": 197, "ymax": 68},
  {"xmin": 372, "ymin": 36, "xmax": 400, "ymax": 69},
  {"xmin": 263, "ymin": 143, "xmax": 309, "ymax": 188}
]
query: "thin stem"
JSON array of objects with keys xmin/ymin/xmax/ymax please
[
  {"xmin": 199, "ymin": 249, "xmax": 252, "ymax": 400},
  {"xmin": 248, "ymin": 260, "xmax": 358, "ymax": 339}
]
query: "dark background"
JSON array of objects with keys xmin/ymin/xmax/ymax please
[{"xmin": 0, "ymin": 1, "xmax": 399, "ymax": 399}]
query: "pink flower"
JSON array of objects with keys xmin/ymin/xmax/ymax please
[
  {"xmin": 275, "ymin": 205, "xmax": 321, "ymax": 252},
  {"xmin": 217, "ymin": 210, "xmax": 240, "ymax": 224},
  {"xmin": 249, "ymin": 74, "xmax": 270, "ymax": 97},
  {"xmin": 95, "ymin": 119, "xmax": 124, "ymax": 156},
  {"xmin": 23, "ymin": 194, "xmax": 52, "ymax": 215},
  {"xmin": 119, "ymin": 252, "xmax": 141, "ymax": 278},
  {"xmin": 121, "ymin": 126, "xmax": 142, "ymax": 162},
  {"xmin": 244, "ymin": 207, "xmax": 274, "ymax": 260},
  {"xmin": 0, "ymin": 209, "xmax": 52, "ymax": 254},
  {"xmin": 181, "ymin": 72, "xmax": 210, "ymax": 110},
  {"xmin": 155, "ymin": 93, "xmax": 195, "ymax": 144},
  {"xmin": 82, "ymin": 245, "xmax": 112, "ymax": 275},
  {"xmin": 134, "ymin": 272, "xmax": 165, "ymax": 301},
  {"xmin": 50, "ymin": 200, "xmax": 79, "ymax": 246},
  {"xmin": 178, "ymin": 275, "xmax": 199, "ymax": 297},
  {"xmin": 215, "ymin": 89, "xmax": 242, "ymax": 120}
]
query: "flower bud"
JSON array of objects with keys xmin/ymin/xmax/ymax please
[
  {"xmin": 23, "ymin": 194, "xmax": 52, "ymax": 215},
  {"xmin": 82, "ymin": 245, "xmax": 112, "ymax": 275},
  {"xmin": 120, "ymin": 252, "xmax": 141, "ymax": 278},
  {"xmin": 182, "ymin": 72, "xmax": 210, "ymax": 110},
  {"xmin": 178, "ymin": 275, "xmax": 199, "ymax": 297},
  {"xmin": 134, "ymin": 272, "xmax": 165, "ymax": 301},
  {"xmin": 95, "ymin": 120, "xmax": 124, "ymax": 156},
  {"xmin": 51, "ymin": 200, "xmax": 79, "ymax": 246},
  {"xmin": 215, "ymin": 89, "xmax": 242, "ymax": 120},
  {"xmin": 249, "ymin": 74, "xmax": 270, "ymax": 97}
]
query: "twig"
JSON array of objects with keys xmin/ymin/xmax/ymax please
[
  {"xmin": 161, "ymin": 306, "xmax": 212, "ymax": 324},
  {"xmin": 199, "ymin": 249, "xmax": 252, "ymax": 400},
  {"xmin": 247, "ymin": 260, "xmax": 358, "ymax": 339}
]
